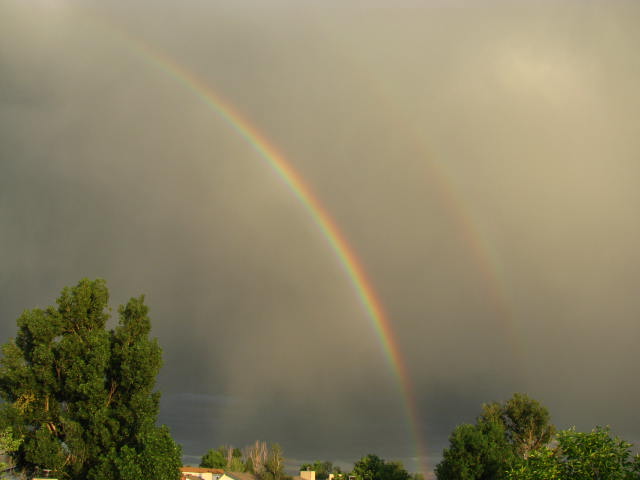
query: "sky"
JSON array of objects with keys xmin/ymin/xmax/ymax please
[{"xmin": 1, "ymin": 0, "xmax": 640, "ymax": 476}]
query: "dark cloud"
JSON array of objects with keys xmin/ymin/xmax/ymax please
[{"xmin": 2, "ymin": 0, "xmax": 640, "ymax": 476}]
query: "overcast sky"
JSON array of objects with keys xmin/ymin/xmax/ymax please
[{"xmin": 2, "ymin": 0, "xmax": 639, "ymax": 476}]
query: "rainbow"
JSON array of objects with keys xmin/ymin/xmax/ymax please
[
  {"xmin": 319, "ymin": 39, "xmax": 523, "ymax": 363},
  {"xmin": 92, "ymin": 21, "xmax": 430, "ymax": 475}
]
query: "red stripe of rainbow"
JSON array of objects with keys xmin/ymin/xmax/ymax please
[{"xmin": 110, "ymin": 29, "xmax": 430, "ymax": 476}]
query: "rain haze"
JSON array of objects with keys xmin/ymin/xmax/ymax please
[{"xmin": 1, "ymin": 0, "xmax": 640, "ymax": 476}]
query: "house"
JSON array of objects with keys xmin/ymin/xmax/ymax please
[
  {"xmin": 293, "ymin": 470, "xmax": 326, "ymax": 480},
  {"xmin": 180, "ymin": 467, "xmax": 225, "ymax": 480},
  {"xmin": 219, "ymin": 472, "xmax": 259, "ymax": 480},
  {"xmin": 294, "ymin": 471, "xmax": 350, "ymax": 480},
  {"xmin": 299, "ymin": 472, "xmax": 315, "ymax": 480}
]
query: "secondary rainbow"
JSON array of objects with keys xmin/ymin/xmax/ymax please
[{"xmin": 100, "ymin": 24, "xmax": 430, "ymax": 475}]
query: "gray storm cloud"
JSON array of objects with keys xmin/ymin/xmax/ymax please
[{"xmin": 1, "ymin": 0, "xmax": 639, "ymax": 475}]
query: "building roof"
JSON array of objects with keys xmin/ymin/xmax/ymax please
[
  {"xmin": 222, "ymin": 472, "xmax": 259, "ymax": 480},
  {"xmin": 181, "ymin": 467, "xmax": 225, "ymax": 474},
  {"xmin": 183, "ymin": 475, "xmax": 205, "ymax": 480}
]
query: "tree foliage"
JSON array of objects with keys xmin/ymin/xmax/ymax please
[
  {"xmin": 508, "ymin": 426, "xmax": 640, "ymax": 480},
  {"xmin": 436, "ymin": 393, "xmax": 555, "ymax": 480},
  {"xmin": 264, "ymin": 443, "xmax": 285, "ymax": 480},
  {"xmin": 351, "ymin": 454, "xmax": 411, "ymax": 480},
  {"xmin": 200, "ymin": 441, "xmax": 284, "ymax": 480},
  {"xmin": 0, "ymin": 426, "xmax": 23, "ymax": 475},
  {"xmin": 435, "ymin": 419, "xmax": 517, "ymax": 480},
  {"xmin": 200, "ymin": 447, "xmax": 228, "ymax": 469},
  {"xmin": 480, "ymin": 393, "xmax": 555, "ymax": 458},
  {"xmin": 200, "ymin": 445, "xmax": 244, "ymax": 469},
  {"xmin": 0, "ymin": 279, "xmax": 181, "ymax": 480}
]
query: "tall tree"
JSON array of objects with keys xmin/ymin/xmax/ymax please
[
  {"xmin": 201, "ymin": 447, "xmax": 228, "ymax": 469},
  {"xmin": 435, "ymin": 420, "xmax": 517, "ymax": 480},
  {"xmin": 436, "ymin": 393, "xmax": 554, "ymax": 480},
  {"xmin": 480, "ymin": 393, "xmax": 555, "ymax": 459},
  {"xmin": 0, "ymin": 279, "xmax": 181, "ymax": 480},
  {"xmin": 245, "ymin": 441, "xmax": 268, "ymax": 477},
  {"xmin": 265, "ymin": 443, "xmax": 284, "ymax": 480},
  {"xmin": 201, "ymin": 445, "xmax": 245, "ymax": 470}
]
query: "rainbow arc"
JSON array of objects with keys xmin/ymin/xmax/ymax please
[{"xmin": 117, "ymin": 36, "xmax": 429, "ymax": 475}]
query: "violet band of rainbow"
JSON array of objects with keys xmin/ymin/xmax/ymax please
[
  {"xmin": 119, "ymin": 31, "xmax": 429, "ymax": 477},
  {"xmin": 73, "ymin": 11, "xmax": 431, "ymax": 474}
]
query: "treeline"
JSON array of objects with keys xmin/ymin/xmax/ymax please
[
  {"xmin": 435, "ymin": 392, "xmax": 640, "ymax": 480},
  {"xmin": 2, "ymin": 280, "xmax": 637, "ymax": 480},
  {"xmin": 200, "ymin": 447, "xmax": 424, "ymax": 480},
  {"xmin": 200, "ymin": 441, "xmax": 285, "ymax": 480},
  {"xmin": 200, "ymin": 394, "xmax": 640, "ymax": 480}
]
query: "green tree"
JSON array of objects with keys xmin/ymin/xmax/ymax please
[
  {"xmin": 228, "ymin": 454, "xmax": 246, "ymax": 472},
  {"xmin": 0, "ymin": 279, "xmax": 181, "ymax": 480},
  {"xmin": 226, "ymin": 446, "xmax": 245, "ymax": 471},
  {"xmin": 436, "ymin": 393, "xmax": 555, "ymax": 480},
  {"xmin": 201, "ymin": 447, "xmax": 227, "ymax": 469},
  {"xmin": 264, "ymin": 443, "xmax": 284, "ymax": 480},
  {"xmin": 481, "ymin": 393, "xmax": 555, "ymax": 458},
  {"xmin": 352, "ymin": 454, "xmax": 411, "ymax": 480},
  {"xmin": 435, "ymin": 419, "xmax": 517, "ymax": 480},
  {"xmin": 201, "ymin": 445, "xmax": 245, "ymax": 470},
  {"xmin": 508, "ymin": 426, "xmax": 640, "ymax": 480},
  {"xmin": 0, "ymin": 426, "xmax": 23, "ymax": 476}
]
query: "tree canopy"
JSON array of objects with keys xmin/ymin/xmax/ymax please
[
  {"xmin": 435, "ymin": 419, "xmax": 516, "ymax": 480},
  {"xmin": 351, "ymin": 454, "xmax": 411, "ymax": 480},
  {"xmin": 508, "ymin": 426, "xmax": 640, "ymax": 480},
  {"xmin": 480, "ymin": 393, "xmax": 555, "ymax": 459},
  {"xmin": 435, "ymin": 392, "xmax": 640, "ymax": 480},
  {"xmin": 0, "ymin": 426, "xmax": 22, "ymax": 475},
  {"xmin": 436, "ymin": 393, "xmax": 555, "ymax": 480},
  {"xmin": 200, "ymin": 447, "xmax": 229, "ymax": 469},
  {"xmin": 0, "ymin": 278, "xmax": 181, "ymax": 480},
  {"xmin": 199, "ymin": 441, "xmax": 284, "ymax": 480}
]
